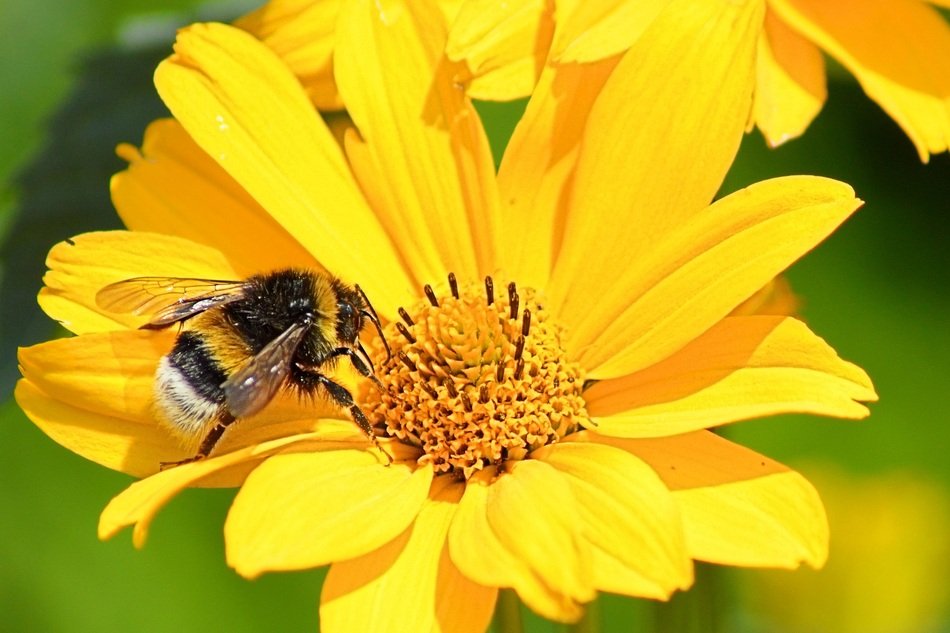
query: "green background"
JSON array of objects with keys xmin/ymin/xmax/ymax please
[{"xmin": 1, "ymin": 1, "xmax": 948, "ymax": 631}]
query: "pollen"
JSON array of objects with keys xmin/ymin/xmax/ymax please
[{"xmin": 362, "ymin": 275, "xmax": 590, "ymax": 479}]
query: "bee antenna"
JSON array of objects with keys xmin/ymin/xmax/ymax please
[{"xmin": 355, "ymin": 284, "xmax": 392, "ymax": 363}]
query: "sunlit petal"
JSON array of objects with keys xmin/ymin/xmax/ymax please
[
  {"xmin": 112, "ymin": 119, "xmax": 318, "ymax": 274},
  {"xmin": 336, "ymin": 0, "xmax": 499, "ymax": 284},
  {"xmin": 154, "ymin": 23, "xmax": 412, "ymax": 314},
  {"xmin": 588, "ymin": 315, "xmax": 877, "ymax": 437},
  {"xmin": 225, "ymin": 451, "xmax": 432, "ymax": 577},
  {"xmin": 550, "ymin": 0, "xmax": 764, "ymax": 350},
  {"xmin": 553, "ymin": 0, "xmax": 672, "ymax": 63}
]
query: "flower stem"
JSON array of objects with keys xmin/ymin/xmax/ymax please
[
  {"xmin": 652, "ymin": 564, "xmax": 726, "ymax": 633},
  {"xmin": 492, "ymin": 590, "xmax": 523, "ymax": 633}
]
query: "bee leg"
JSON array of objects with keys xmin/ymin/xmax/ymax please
[
  {"xmin": 330, "ymin": 347, "xmax": 382, "ymax": 389},
  {"xmin": 159, "ymin": 411, "xmax": 237, "ymax": 470},
  {"xmin": 312, "ymin": 373, "xmax": 392, "ymax": 465}
]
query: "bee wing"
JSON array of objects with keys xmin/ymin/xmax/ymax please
[
  {"xmin": 221, "ymin": 318, "xmax": 311, "ymax": 418},
  {"xmin": 96, "ymin": 277, "xmax": 247, "ymax": 327}
]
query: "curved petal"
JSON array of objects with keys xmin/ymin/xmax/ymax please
[
  {"xmin": 485, "ymin": 460, "xmax": 595, "ymax": 608},
  {"xmin": 449, "ymin": 472, "xmax": 584, "ymax": 621},
  {"xmin": 234, "ymin": 0, "xmax": 345, "ymax": 110},
  {"xmin": 112, "ymin": 119, "xmax": 319, "ymax": 275},
  {"xmin": 771, "ymin": 0, "xmax": 950, "ymax": 161},
  {"xmin": 495, "ymin": 56, "xmax": 619, "ymax": 288},
  {"xmin": 753, "ymin": 8, "xmax": 827, "ymax": 147},
  {"xmin": 336, "ymin": 0, "xmax": 499, "ymax": 285},
  {"xmin": 39, "ymin": 231, "xmax": 238, "ymax": 334},
  {"xmin": 18, "ymin": 330, "xmax": 173, "ymax": 425},
  {"xmin": 15, "ymin": 378, "xmax": 176, "ymax": 478},
  {"xmin": 446, "ymin": 0, "xmax": 553, "ymax": 100},
  {"xmin": 98, "ymin": 432, "xmax": 335, "ymax": 547},
  {"xmin": 567, "ymin": 176, "xmax": 862, "ymax": 379},
  {"xmin": 553, "ymin": 0, "xmax": 672, "ymax": 63},
  {"xmin": 225, "ymin": 451, "xmax": 433, "ymax": 577},
  {"xmin": 321, "ymin": 479, "xmax": 496, "ymax": 633},
  {"xmin": 154, "ymin": 23, "xmax": 413, "ymax": 315},
  {"xmin": 533, "ymin": 442, "xmax": 693, "ymax": 597},
  {"xmin": 550, "ymin": 0, "xmax": 764, "ymax": 348},
  {"xmin": 587, "ymin": 315, "xmax": 877, "ymax": 437},
  {"xmin": 730, "ymin": 276, "xmax": 800, "ymax": 317},
  {"xmin": 588, "ymin": 431, "xmax": 828, "ymax": 569}
]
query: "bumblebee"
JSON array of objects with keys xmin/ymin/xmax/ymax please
[{"xmin": 96, "ymin": 268, "xmax": 391, "ymax": 468}]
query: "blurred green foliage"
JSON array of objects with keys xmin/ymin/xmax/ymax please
[{"xmin": 1, "ymin": 1, "xmax": 948, "ymax": 632}]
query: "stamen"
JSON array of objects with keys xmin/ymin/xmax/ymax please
[
  {"xmin": 444, "ymin": 378, "xmax": 458, "ymax": 398},
  {"xmin": 398, "ymin": 307, "xmax": 415, "ymax": 327},
  {"xmin": 448, "ymin": 272, "xmax": 459, "ymax": 299},
  {"xmin": 514, "ymin": 357, "xmax": 525, "ymax": 380},
  {"xmin": 484, "ymin": 276, "xmax": 494, "ymax": 305},
  {"xmin": 514, "ymin": 335, "xmax": 525, "ymax": 362},
  {"xmin": 460, "ymin": 391, "xmax": 473, "ymax": 412},
  {"xmin": 421, "ymin": 382, "xmax": 439, "ymax": 399},
  {"xmin": 496, "ymin": 363, "xmax": 505, "ymax": 382},
  {"xmin": 397, "ymin": 351, "xmax": 417, "ymax": 372},
  {"xmin": 508, "ymin": 282, "xmax": 519, "ymax": 320},
  {"xmin": 479, "ymin": 384, "xmax": 489, "ymax": 404},
  {"xmin": 396, "ymin": 322, "xmax": 416, "ymax": 344},
  {"xmin": 522, "ymin": 309, "xmax": 531, "ymax": 336},
  {"xmin": 424, "ymin": 284, "xmax": 439, "ymax": 307}
]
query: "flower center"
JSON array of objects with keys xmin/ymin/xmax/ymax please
[{"xmin": 362, "ymin": 275, "xmax": 589, "ymax": 478}]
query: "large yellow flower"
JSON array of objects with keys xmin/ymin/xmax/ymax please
[
  {"xmin": 16, "ymin": 0, "xmax": 876, "ymax": 629},
  {"xmin": 454, "ymin": 0, "xmax": 950, "ymax": 160}
]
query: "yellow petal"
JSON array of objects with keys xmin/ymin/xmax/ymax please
[
  {"xmin": 336, "ymin": 0, "xmax": 497, "ymax": 285},
  {"xmin": 112, "ymin": 119, "xmax": 319, "ymax": 274},
  {"xmin": 15, "ymin": 378, "xmax": 175, "ymax": 478},
  {"xmin": 550, "ymin": 0, "xmax": 764, "ymax": 352},
  {"xmin": 335, "ymin": 0, "xmax": 499, "ymax": 284},
  {"xmin": 234, "ymin": 0, "xmax": 345, "ymax": 111},
  {"xmin": 495, "ymin": 56, "xmax": 619, "ymax": 288},
  {"xmin": 18, "ymin": 330, "xmax": 173, "ymax": 425},
  {"xmin": 730, "ymin": 276, "xmax": 800, "ymax": 317},
  {"xmin": 98, "ymin": 432, "xmax": 329, "ymax": 548},
  {"xmin": 590, "ymin": 431, "xmax": 828, "ymax": 568},
  {"xmin": 771, "ymin": 0, "xmax": 950, "ymax": 161},
  {"xmin": 753, "ymin": 8, "xmax": 827, "ymax": 147},
  {"xmin": 533, "ymin": 442, "xmax": 693, "ymax": 598},
  {"xmin": 445, "ymin": 0, "xmax": 553, "ymax": 100},
  {"xmin": 449, "ymin": 472, "xmax": 584, "ymax": 621},
  {"xmin": 553, "ymin": 0, "xmax": 672, "ymax": 63},
  {"xmin": 225, "ymin": 451, "xmax": 432, "ymax": 577},
  {"xmin": 567, "ymin": 176, "xmax": 862, "ymax": 379},
  {"xmin": 154, "ymin": 23, "xmax": 412, "ymax": 315},
  {"xmin": 321, "ymin": 480, "xmax": 496, "ymax": 633},
  {"xmin": 587, "ymin": 315, "xmax": 877, "ymax": 438},
  {"xmin": 39, "ymin": 231, "xmax": 237, "ymax": 334},
  {"xmin": 485, "ymin": 460, "xmax": 595, "ymax": 608}
]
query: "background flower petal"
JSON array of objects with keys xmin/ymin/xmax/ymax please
[
  {"xmin": 39, "ymin": 231, "xmax": 238, "ymax": 335},
  {"xmin": 753, "ymin": 8, "xmax": 826, "ymax": 147},
  {"xmin": 553, "ymin": 0, "xmax": 672, "ymax": 63},
  {"xmin": 321, "ymin": 480, "xmax": 496, "ymax": 633},
  {"xmin": 588, "ymin": 315, "xmax": 877, "ymax": 437},
  {"xmin": 485, "ymin": 460, "xmax": 595, "ymax": 609},
  {"xmin": 549, "ymin": 0, "xmax": 763, "ymax": 352},
  {"xmin": 336, "ymin": 0, "xmax": 499, "ymax": 285},
  {"xmin": 449, "ymin": 474, "xmax": 585, "ymax": 621},
  {"xmin": 445, "ymin": 0, "xmax": 552, "ymax": 100},
  {"xmin": 225, "ymin": 451, "xmax": 432, "ymax": 577},
  {"xmin": 534, "ymin": 442, "xmax": 693, "ymax": 597},
  {"xmin": 591, "ymin": 431, "xmax": 828, "ymax": 568},
  {"xmin": 112, "ymin": 118, "xmax": 319, "ymax": 275},
  {"xmin": 569, "ymin": 176, "xmax": 862, "ymax": 379},
  {"xmin": 154, "ymin": 23, "xmax": 412, "ymax": 315},
  {"xmin": 234, "ymin": 0, "xmax": 345, "ymax": 110},
  {"xmin": 98, "ymin": 432, "xmax": 329, "ymax": 548},
  {"xmin": 771, "ymin": 0, "xmax": 950, "ymax": 161},
  {"xmin": 495, "ymin": 56, "xmax": 619, "ymax": 288}
]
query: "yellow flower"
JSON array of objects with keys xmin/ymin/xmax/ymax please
[
  {"xmin": 236, "ymin": 0, "xmax": 549, "ymax": 108},
  {"xmin": 16, "ymin": 0, "xmax": 877, "ymax": 628},
  {"xmin": 459, "ymin": 0, "xmax": 950, "ymax": 160}
]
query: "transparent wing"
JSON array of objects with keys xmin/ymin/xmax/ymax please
[
  {"xmin": 222, "ymin": 318, "xmax": 311, "ymax": 418},
  {"xmin": 96, "ymin": 277, "xmax": 247, "ymax": 327}
]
